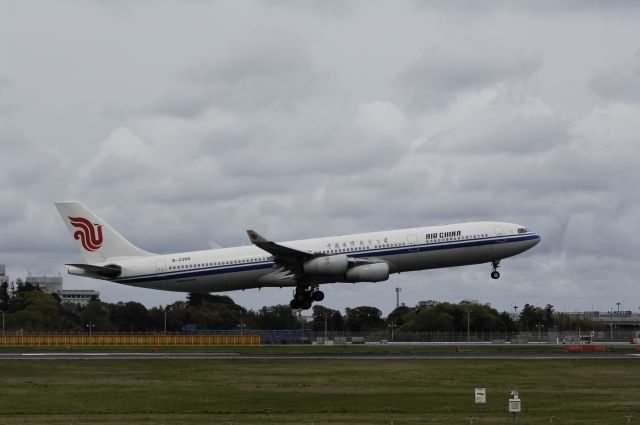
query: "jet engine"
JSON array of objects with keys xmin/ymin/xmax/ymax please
[
  {"xmin": 303, "ymin": 255, "xmax": 349, "ymax": 275},
  {"xmin": 345, "ymin": 263, "xmax": 390, "ymax": 282}
]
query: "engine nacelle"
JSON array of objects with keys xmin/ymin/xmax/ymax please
[
  {"xmin": 303, "ymin": 255, "xmax": 349, "ymax": 275},
  {"xmin": 345, "ymin": 263, "xmax": 390, "ymax": 282}
]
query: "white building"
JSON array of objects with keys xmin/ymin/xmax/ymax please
[
  {"xmin": 58, "ymin": 290, "xmax": 100, "ymax": 308},
  {"xmin": 21, "ymin": 272, "xmax": 100, "ymax": 308},
  {"xmin": 26, "ymin": 275, "xmax": 62, "ymax": 294}
]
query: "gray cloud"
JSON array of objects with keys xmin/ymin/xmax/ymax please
[
  {"xmin": 589, "ymin": 50, "xmax": 640, "ymax": 101},
  {"xmin": 266, "ymin": 0, "xmax": 355, "ymax": 17},
  {"xmin": 410, "ymin": 0, "xmax": 640, "ymax": 15},
  {"xmin": 397, "ymin": 42, "xmax": 542, "ymax": 107},
  {"xmin": 0, "ymin": 78, "xmax": 22, "ymax": 116},
  {"xmin": 163, "ymin": 36, "xmax": 336, "ymax": 115}
]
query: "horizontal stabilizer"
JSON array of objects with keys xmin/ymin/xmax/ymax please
[{"xmin": 66, "ymin": 263, "xmax": 122, "ymax": 278}]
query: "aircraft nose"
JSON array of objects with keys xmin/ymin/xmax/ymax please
[{"xmin": 530, "ymin": 233, "xmax": 541, "ymax": 247}]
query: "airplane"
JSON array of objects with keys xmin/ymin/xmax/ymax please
[{"xmin": 55, "ymin": 202, "xmax": 541, "ymax": 310}]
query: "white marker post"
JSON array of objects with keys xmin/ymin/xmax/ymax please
[
  {"xmin": 508, "ymin": 390, "xmax": 521, "ymax": 424},
  {"xmin": 475, "ymin": 388, "xmax": 486, "ymax": 420}
]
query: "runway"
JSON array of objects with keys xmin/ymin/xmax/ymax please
[{"xmin": 1, "ymin": 352, "xmax": 638, "ymax": 361}]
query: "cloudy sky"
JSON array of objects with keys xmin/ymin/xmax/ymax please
[{"xmin": 2, "ymin": 1, "xmax": 640, "ymax": 315}]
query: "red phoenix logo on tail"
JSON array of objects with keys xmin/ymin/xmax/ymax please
[{"xmin": 69, "ymin": 216, "xmax": 103, "ymax": 251}]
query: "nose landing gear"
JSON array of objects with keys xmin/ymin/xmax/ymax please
[{"xmin": 490, "ymin": 260, "xmax": 501, "ymax": 279}]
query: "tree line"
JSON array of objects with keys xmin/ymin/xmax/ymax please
[{"xmin": 0, "ymin": 279, "xmax": 598, "ymax": 333}]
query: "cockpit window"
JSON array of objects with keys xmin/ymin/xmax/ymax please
[{"xmin": 518, "ymin": 228, "xmax": 528, "ymax": 234}]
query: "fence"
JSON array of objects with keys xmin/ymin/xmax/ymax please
[
  {"xmin": 1, "ymin": 329, "xmax": 639, "ymax": 346},
  {"xmin": 313, "ymin": 329, "xmax": 640, "ymax": 344},
  {"xmin": 0, "ymin": 334, "xmax": 260, "ymax": 346}
]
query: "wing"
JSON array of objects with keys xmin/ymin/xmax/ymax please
[
  {"xmin": 246, "ymin": 230, "xmax": 390, "ymax": 287},
  {"xmin": 246, "ymin": 230, "xmax": 316, "ymax": 262}
]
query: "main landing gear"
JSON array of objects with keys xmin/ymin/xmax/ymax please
[
  {"xmin": 491, "ymin": 260, "xmax": 501, "ymax": 279},
  {"xmin": 289, "ymin": 286, "xmax": 324, "ymax": 310}
]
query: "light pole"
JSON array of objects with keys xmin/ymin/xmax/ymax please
[
  {"xmin": 85, "ymin": 322, "xmax": 95, "ymax": 337},
  {"xmin": 2, "ymin": 311, "xmax": 4, "ymax": 336},
  {"xmin": 537, "ymin": 322, "xmax": 544, "ymax": 341},
  {"xmin": 591, "ymin": 301, "xmax": 598, "ymax": 331},
  {"xmin": 467, "ymin": 307, "xmax": 471, "ymax": 342},
  {"xmin": 163, "ymin": 307, "xmax": 167, "ymax": 335},
  {"xmin": 388, "ymin": 322, "xmax": 396, "ymax": 342},
  {"xmin": 610, "ymin": 308, "xmax": 614, "ymax": 341},
  {"xmin": 395, "ymin": 287, "xmax": 401, "ymax": 308},
  {"xmin": 324, "ymin": 311, "xmax": 328, "ymax": 343}
]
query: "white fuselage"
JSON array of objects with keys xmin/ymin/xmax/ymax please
[{"xmin": 97, "ymin": 221, "xmax": 540, "ymax": 292}]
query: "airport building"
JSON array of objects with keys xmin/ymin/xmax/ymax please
[
  {"xmin": 26, "ymin": 275, "xmax": 63, "ymax": 294},
  {"xmin": 19, "ymin": 271, "xmax": 99, "ymax": 308},
  {"xmin": 58, "ymin": 290, "xmax": 99, "ymax": 308}
]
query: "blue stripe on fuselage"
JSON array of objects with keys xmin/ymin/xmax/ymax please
[{"xmin": 113, "ymin": 233, "xmax": 540, "ymax": 285}]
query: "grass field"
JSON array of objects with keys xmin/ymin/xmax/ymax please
[{"xmin": 0, "ymin": 355, "xmax": 639, "ymax": 424}]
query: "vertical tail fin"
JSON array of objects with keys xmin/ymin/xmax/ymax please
[{"xmin": 55, "ymin": 201, "xmax": 153, "ymax": 264}]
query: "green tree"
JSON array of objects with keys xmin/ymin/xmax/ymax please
[
  {"xmin": 187, "ymin": 292, "xmax": 237, "ymax": 307},
  {"xmin": 519, "ymin": 304, "xmax": 554, "ymax": 331},
  {"xmin": 250, "ymin": 305, "xmax": 299, "ymax": 329},
  {"xmin": 345, "ymin": 306, "xmax": 383, "ymax": 331},
  {"xmin": 79, "ymin": 300, "xmax": 115, "ymax": 332},
  {"xmin": 190, "ymin": 301, "xmax": 245, "ymax": 330},
  {"xmin": 6, "ymin": 291, "xmax": 72, "ymax": 332},
  {"xmin": 498, "ymin": 311, "xmax": 518, "ymax": 332},
  {"xmin": 12, "ymin": 278, "xmax": 41, "ymax": 295},
  {"xmin": 311, "ymin": 305, "xmax": 344, "ymax": 332},
  {"xmin": 386, "ymin": 305, "xmax": 412, "ymax": 327},
  {"xmin": 0, "ymin": 281, "xmax": 9, "ymax": 311},
  {"xmin": 395, "ymin": 301, "xmax": 515, "ymax": 333},
  {"xmin": 402, "ymin": 307, "xmax": 456, "ymax": 332},
  {"xmin": 110, "ymin": 301, "xmax": 151, "ymax": 331}
]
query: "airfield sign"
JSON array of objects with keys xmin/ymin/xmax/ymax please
[{"xmin": 475, "ymin": 388, "xmax": 486, "ymax": 404}]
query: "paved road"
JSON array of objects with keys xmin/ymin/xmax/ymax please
[{"xmin": 1, "ymin": 352, "xmax": 638, "ymax": 361}]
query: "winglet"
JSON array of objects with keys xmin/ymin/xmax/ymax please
[{"xmin": 246, "ymin": 230, "xmax": 269, "ymax": 244}]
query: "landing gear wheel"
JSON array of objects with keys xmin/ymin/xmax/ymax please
[
  {"xmin": 301, "ymin": 300, "xmax": 312, "ymax": 310},
  {"xmin": 490, "ymin": 260, "xmax": 501, "ymax": 279},
  {"xmin": 312, "ymin": 291, "xmax": 325, "ymax": 302},
  {"xmin": 290, "ymin": 299, "xmax": 301, "ymax": 309}
]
